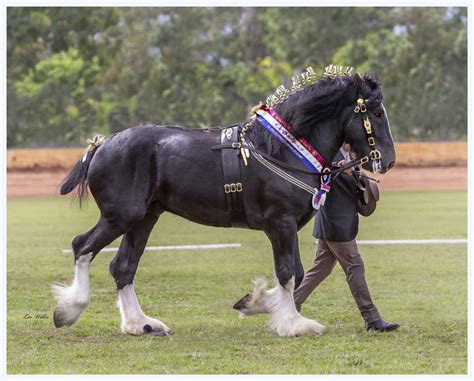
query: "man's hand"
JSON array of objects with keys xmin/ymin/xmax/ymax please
[{"xmin": 337, "ymin": 160, "xmax": 353, "ymax": 174}]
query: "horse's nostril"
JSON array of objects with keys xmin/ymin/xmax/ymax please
[{"xmin": 387, "ymin": 161, "xmax": 395, "ymax": 170}]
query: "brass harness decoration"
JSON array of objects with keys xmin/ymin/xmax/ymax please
[
  {"xmin": 323, "ymin": 64, "xmax": 353, "ymax": 79},
  {"xmin": 353, "ymin": 98, "xmax": 382, "ymax": 163},
  {"xmin": 262, "ymin": 66, "xmax": 320, "ymax": 109}
]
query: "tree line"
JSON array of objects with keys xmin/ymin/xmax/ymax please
[{"xmin": 7, "ymin": 7, "xmax": 467, "ymax": 147}]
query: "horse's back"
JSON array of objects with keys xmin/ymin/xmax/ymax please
[{"xmin": 88, "ymin": 125, "xmax": 231, "ymax": 226}]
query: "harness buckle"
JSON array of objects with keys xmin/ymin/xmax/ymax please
[
  {"xmin": 364, "ymin": 118, "xmax": 372, "ymax": 133},
  {"xmin": 368, "ymin": 137, "xmax": 376, "ymax": 146},
  {"xmin": 232, "ymin": 142, "xmax": 241, "ymax": 149},
  {"xmin": 360, "ymin": 156, "xmax": 369, "ymax": 164},
  {"xmin": 224, "ymin": 183, "xmax": 243, "ymax": 193},
  {"xmin": 225, "ymin": 128, "xmax": 233, "ymax": 140},
  {"xmin": 321, "ymin": 167, "xmax": 331, "ymax": 185},
  {"xmin": 370, "ymin": 149, "xmax": 382, "ymax": 161}
]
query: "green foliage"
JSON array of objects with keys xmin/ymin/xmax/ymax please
[
  {"xmin": 333, "ymin": 8, "xmax": 467, "ymax": 141},
  {"xmin": 7, "ymin": 7, "xmax": 467, "ymax": 147},
  {"xmin": 7, "ymin": 190, "xmax": 467, "ymax": 373}
]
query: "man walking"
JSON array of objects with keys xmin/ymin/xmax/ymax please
[{"xmin": 294, "ymin": 145, "xmax": 399, "ymax": 332}]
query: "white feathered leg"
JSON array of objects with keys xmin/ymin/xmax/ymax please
[
  {"xmin": 52, "ymin": 253, "xmax": 92, "ymax": 327},
  {"xmin": 117, "ymin": 283, "xmax": 172, "ymax": 336},
  {"xmin": 235, "ymin": 277, "xmax": 326, "ymax": 337},
  {"xmin": 268, "ymin": 277, "xmax": 325, "ymax": 337}
]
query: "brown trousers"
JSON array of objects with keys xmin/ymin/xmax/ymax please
[{"xmin": 294, "ymin": 239, "xmax": 381, "ymax": 323}]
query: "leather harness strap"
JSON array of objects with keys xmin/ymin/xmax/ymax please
[
  {"xmin": 214, "ymin": 140, "xmax": 369, "ymax": 178},
  {"xmin": 220, "ymin": 126, "xmax": 248, "ymax": 228}
]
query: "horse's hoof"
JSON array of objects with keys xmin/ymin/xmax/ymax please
[
  {"xmin": 143, "ymin": 324, "xmax": 172, "ymax": 336},
  {"xmin": 51, "ymin": 282, "xmax": 89, "ymax": 328},
  {"xmin": 271, "ymin": 315, "xmax": 326, "ymax": 337},
  {"xmin": 53, "ymin": 308, "xmax": 67, "ymax": 328},
  {"xmin": 53, "ymin": 305, "xmax": 81, "ymax": 328},
  {"xmin": 232, "ymin": 293, "xmax": 251, "ymax": 310}
]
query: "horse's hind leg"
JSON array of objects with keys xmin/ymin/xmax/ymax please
[
  {"xmin": 52, "ymin": 214, "xmax": 139, "ymax": 328},
  {"xmin": 109, "ymin": 209, "xmax": 171, "ymax": 336}
]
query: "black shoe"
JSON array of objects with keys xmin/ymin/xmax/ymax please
[{"xmin": 365, "ymin": 319, "xmax": 400, "ymax": 332}]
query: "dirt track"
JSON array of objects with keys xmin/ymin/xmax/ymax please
[{"xmin": 7, "ymin": 166, "xmax": 467, "ymax": 197}]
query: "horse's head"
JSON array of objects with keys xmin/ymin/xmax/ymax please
[{"xmin": 343, "ymin": 73, "xmax": 396, "ymax": 174}]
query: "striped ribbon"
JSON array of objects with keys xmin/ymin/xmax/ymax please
[
  {"xmin": 254, "ymin": 105, "xmax": 331, "ymax": 209},
  {"xmin": 255, "ymin": 105, "xmax": 326, "ymax": 172}
]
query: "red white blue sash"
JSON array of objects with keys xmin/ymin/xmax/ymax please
[{"xmin": 255, "ymin": 104, "xmax": 331, "ymax": 209}]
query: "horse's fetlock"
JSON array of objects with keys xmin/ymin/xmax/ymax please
[{"xmin": 276, "ymin": 267, "xmax": 293, "ymax": 288}]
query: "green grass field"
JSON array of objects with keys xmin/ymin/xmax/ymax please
[{"xmin": 7, "ymin": 190, "xmax": 467, "ymax": 374}]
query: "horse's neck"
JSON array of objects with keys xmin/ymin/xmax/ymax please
[
  {"xmin": 248, "ymin": 118, "xmax": 344, "ymax": 165},
  {"xmin": 306, "ymin": 119, "xmax": 344, "ymax": 165}
]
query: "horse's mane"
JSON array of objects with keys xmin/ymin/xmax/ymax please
[{"xmin": 249, "ymin": 73, "xmax": 382, "ymax": 155}]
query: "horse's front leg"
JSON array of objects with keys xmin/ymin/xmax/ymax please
[{"xmin": 234, "ymin": 219, "xmax": 325, "ymax": 337}]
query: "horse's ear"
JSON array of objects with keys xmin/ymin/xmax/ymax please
[{"xmin": 354, "ymin": 73, "xmax": 370, "ymax": 97}]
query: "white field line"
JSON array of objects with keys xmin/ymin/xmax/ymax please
[
  {"xmin": 61, "ymin": 239, "xmax": 467, "ymax": 254},
  {"xmin": 357, "ymin": 239, "xmax": 467, "ymax": 245},
  {"xmin": 61, "ymin": 243, "xmax": 242, "ymax": 254}
]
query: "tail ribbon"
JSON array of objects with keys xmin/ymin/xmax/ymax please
[{"xmin": 82, "ymin": 134, "xmax": 105, "ymax": 162}]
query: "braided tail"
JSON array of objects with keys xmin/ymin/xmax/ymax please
[{"xmin": 60, "ymin": 135, "xmax": 105, "ymax": 205}]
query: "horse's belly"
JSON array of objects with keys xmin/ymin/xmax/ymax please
[{"xmin": 155, "ymin": 134, "xmax": 231, "ymax": 227}]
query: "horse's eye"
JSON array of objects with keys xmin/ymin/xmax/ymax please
[{"xmin": 374, "ymin": 112, "xmax": 382, "ymax": 118}]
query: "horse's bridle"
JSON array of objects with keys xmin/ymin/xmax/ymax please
[{"xmin": 353, "ymin": 97, "xmax": 382, "ymax": 172}]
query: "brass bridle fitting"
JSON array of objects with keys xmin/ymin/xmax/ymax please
[
  {"xmin": 370, "ymin": 149, "xmax": 381, "ymax": 160},
  {"xmin": 354, "ymin": 98, "xmax": 367, "ymax": 113},
  {"xmin": 353, "ymin": 98, "xmax": 382, "ymax": 163}
]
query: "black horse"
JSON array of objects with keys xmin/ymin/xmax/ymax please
[{"xmin": 52, "ymin": 71, "xmax": 395, "ymax": 337}]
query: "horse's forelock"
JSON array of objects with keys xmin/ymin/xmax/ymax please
[{"xmin": 363, "ymin": 74, "xmax": 383, "ymax": 107}]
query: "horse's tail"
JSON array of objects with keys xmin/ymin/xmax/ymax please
[{"xmin": 60, "ymin": 135, "xmax": 105, "ymax": 204}]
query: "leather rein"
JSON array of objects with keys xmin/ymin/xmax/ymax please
[{"xmin": 214, "ymin": 139, "xmax": 369, "ymax": 179}]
